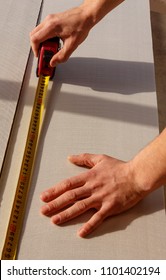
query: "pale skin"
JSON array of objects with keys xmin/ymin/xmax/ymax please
[{"xmin": 30, "ymin": 0, "xmax": 166, "ymax": 237}]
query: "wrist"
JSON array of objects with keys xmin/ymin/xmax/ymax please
[
  {"xmin": 130, "ymin": 155, "xmax": 156, "ymax": 197},
  {"xmin": 80, "ymin": 0, "xmax": 125, "ymax": 27},
  {"xmin": 130, "ymin": 129, "xmax": 166, "ymax": 195}
]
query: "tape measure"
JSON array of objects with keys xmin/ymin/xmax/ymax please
[
  {"xmin": 1, "ymin": 37, "xmax": 59, "ymax": 260},
  {"xmin": 1, "ymin": 75, "xmax": 49, "ymax": 260}
]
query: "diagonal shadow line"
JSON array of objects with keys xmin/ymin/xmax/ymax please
[
  {"xmin": 0, "ymin": 57, "xmax": 156, "ymax": 104},
  {"xmin": 58, "ymin": 57, "xmax": 156, "ymax": 94},
  {"xmin": 51, "ymin": 91, "xmax": 158, "ymax": 127}
]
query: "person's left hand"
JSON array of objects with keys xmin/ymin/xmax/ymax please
[{"xmin": 40, "ymin": 153, "xmax": 145, "ymax": 237}]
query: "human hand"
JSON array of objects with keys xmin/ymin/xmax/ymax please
[
  {"xmin": 30, "ymin": 6, "xmax": 93, "ymax": 66},
  {"xmin": 40, "ymin": 153, "xmax": 145, "ymax": 237}
]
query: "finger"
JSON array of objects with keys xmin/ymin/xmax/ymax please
[
  {"xmin": 30, "ymin": 28, "xmax": 44, "ymax": 57},
  {"xmin": 41, "ymin": 185, "xmax": 90, "ymax": 215},
  {"xmin": 68, "ymin": 153, "xmax": 100, "ymax": 168},
  {"xmin": 50, "ymin": 48, "xmax": 70, "ymax": 67},
  {"xmin": 30, "ymin": 31, "xmax": 52, "ymax": 57},
  {"xmin": 30, "ymin": 21, "xmax": 44, "ymax": 36},
  {"xmin": 40, "ymin": 173, "xmax": 86, "ymax": 202},
  {"xmin": 51, "ymin": 197, "xmax": 94, "ymax": 224},
  {"xmin": 30, "ymin": 25, "xmax": 58, "ymax": 57},
  {"xmin": 50, "ymin": 38, "xmax": 77, "ymax": 66},
  {"xmin": 30, "ymin": 17, "xmax": 53, "ymax": 56},
  {"xmin": 77, "ymin": 209, "xmax": 107, "ymax": 237}
]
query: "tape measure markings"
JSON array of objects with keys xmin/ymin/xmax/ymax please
[{"xmin": 1, "ymin": 75, "xmax": 50, "ymax": 260}]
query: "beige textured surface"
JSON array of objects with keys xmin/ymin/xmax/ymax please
[
  {"xmin": 0, "ymin": 0, "xmax": 42, "ymax": 174},
  {"xmin": 0, "ymin": 0, "xmax": 166, "ymax": 259}
]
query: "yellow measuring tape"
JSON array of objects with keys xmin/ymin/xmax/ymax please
[{"xmin": 1, "ymin": 75, "xmax": 50, "ymax": 260}]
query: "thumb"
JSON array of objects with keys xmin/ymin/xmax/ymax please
[
  {"xmin": 50, "ymin": 48, "xmax": 68, "ymax": 66},
  {"xmin": 50, "ymin": 39, "xmax": 76, "ymax": 66},
  {"xmin": 68, "ymin": 153, "xmax": 100, "ymax": 168}
]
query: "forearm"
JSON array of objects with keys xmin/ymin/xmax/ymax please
[
  {"xmin": 81, "ymin": 0, "xmax": 125, "ymax": 26},
  {"xmin": 131, "ymin": 128, "xmax": 166, "ymax": 194},
  {"xmin": 30, "ymin": 0, "xmax": 124, "ymax": 62}
]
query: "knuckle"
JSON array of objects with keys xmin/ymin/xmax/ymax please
[
  {"xmin": 45, "ymin": 14, "xmax": 60, "ymax": 30},
  {"xmin": 61, "ymin": 178, "xmax": 72, "ymax": 191},
  {"xmin": 61, "ymin": 210, "xmax": 71, "ymax": 221},
  {"xmin": 76, "ymin": 200, "xmax": 87, "ymax": 212},
  {"xmin": 81, "ymin": 153, "xmax": 89, "ymax": 158},
  {"xmin": 45, "ymin": 13, "xmax": 54, "ymax": 21},
  {"xmin": 99, "ymin": 154, "xmax": 107, "ymax": 161},
  {"xmin": 111, "ymin": 195, "xmax": 120, "ymax": 205},
  {"xmin": 65, "ymin": 179, "xmax": 72, "ymax": 188},
  {"xmin": 50, "ymin": 200, "xmax": 58, "ymax": 210},
  {"xmin": 88, "ymin": 169, "xmax": 96, "ymax": 179},
  {"xmin": 45, "ymin": 21, "xmax": 54, "ymax": 31},
  {"xmin": 80, "ymin": 153, "xmax": 93, "ymax": 167},
  {"xmin": 95, "ymin": 210, "xmax": 105, "ymax": 220},
  {"xmin": 107, "ymin": 195, "xmax": 121, "ymax": 211},
  {"xmin": 65, "ymin": 190, "xmax": 77, "ymax": 202},
  {"xmin": 30, "ymin": 34, "xmax": 39, "ymax": 44}
]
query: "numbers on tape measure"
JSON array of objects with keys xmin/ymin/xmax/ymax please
[{"xmin": 1, "ymin": 75, "xmax": 50, "ymax": 260}]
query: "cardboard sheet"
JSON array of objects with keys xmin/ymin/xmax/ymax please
[
  {"xmin": 0, "ymin": 0, "xmax": 166, "ymax": 259},
  {"xmin": 0, "ymin": 0, "xmax": 42, "ymax": 173}
]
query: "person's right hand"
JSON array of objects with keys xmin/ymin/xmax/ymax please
[{"xmin": 30, "ymin": 6, "xmax": 93, "ymax": 66}]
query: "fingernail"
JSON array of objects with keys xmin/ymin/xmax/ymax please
[
  {"xmin": 52, "ymin": 215, "xmax": 61, "ymax": 224},
  {"xmin": 78, "ymin": 228, "xmax": 87, "ymax": 238},
  {"xmin": 41, "ymin": 204, "xmax": 50, "ymax": 214},
  {"xmin": 40, "ymin": 192, "xmax": 49, "ymax": 201},
  {"xmin": 67, "ymin": 155, "xmax": 72, "ymax": 160},
  {"xmin": 50, "ymin": 61, "xmax": 57, "ymax": 68},
  {"xmin": 68, "ymin": 155, "xmax": 77, "ymax": 161}
]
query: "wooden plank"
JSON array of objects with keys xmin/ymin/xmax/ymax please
[
  {"xmin": 0, "ymin": 0, "xmax": 166, "ymax": 259},
  {"xmin": 150, "ymin": 0, "xmax": 166, "ymax": 13},
  {"xmin": 0, "ymin": 0, "xmax": 42, "ymax": 173}
]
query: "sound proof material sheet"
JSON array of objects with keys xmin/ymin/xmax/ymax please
[
  {"xmin": 0, "ymin": 0, "xmax": 42, "ymax": 173},
  {"xmin": 0, "ymin": 0, "xmax": 166, "ymax": 259}
]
